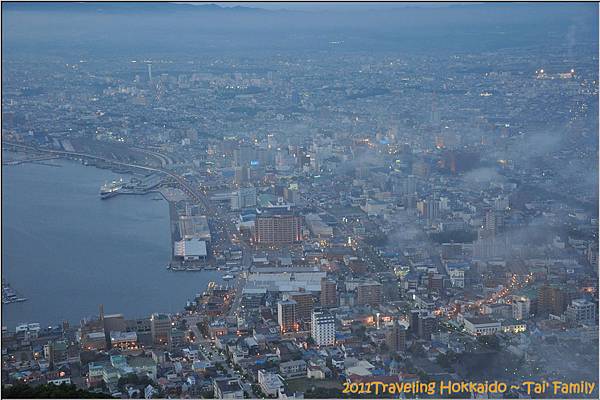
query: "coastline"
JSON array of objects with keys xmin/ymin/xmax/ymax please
[{"xmin": 1, "ymin": 150, "xmax": 220, "ymax": 330}]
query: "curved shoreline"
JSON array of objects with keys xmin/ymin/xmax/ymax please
[{"xmin": 1, "ymin": 153, "xmax": 220, "ymax": 330}]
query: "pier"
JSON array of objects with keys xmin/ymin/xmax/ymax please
[
  {"xmin": 100, "ymin": 174, "xmax": 164, "ymax": 199},
  {"xmin": 2, "ymin": 282, "xmax": 27, "ymax": 304},
  {"xmin": 2, "ymin": 155, "xmax": 60, "ymax": 166},
  {"xmin": 4, "ymin": 141, "xmax": 208, "ymax": 206},
  {"xmin": 5, "ymin": 142, "xmax": 218, "ymax": 273}
]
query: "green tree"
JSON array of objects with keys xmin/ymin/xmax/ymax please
[
  {"xmin": 3, "ymin": 383, "xmax": 111, "ymax": 398},
  {"xmin": 117, "ymin": 373, "xmax": 152, "ymax": 391},
  {"xmin": 417, "ymin": 371, "xmax": 430, "ymax": 383},
  {"xmin": 436, "ymin": 351, "xmax": 458, "ymax": 369},
  {"xmin": 477, "ymin": 335, "xmax": 500, "ymax": 350}
]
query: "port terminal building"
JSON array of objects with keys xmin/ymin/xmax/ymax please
[
  {"xmin": 174, "ymin": 215, "xmax": 211, "ymax": 261},
  {"xmin": 178, "ymin": 215, "xmax": 211, "ymax": 241},
  {"xmin": 174, "ymin": 238, "xmax": 207, "ymax": 261}
]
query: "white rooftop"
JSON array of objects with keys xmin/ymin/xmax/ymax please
[{"xmin": 174, "ymin": 239, "xmax": 207, "ymax": 257}]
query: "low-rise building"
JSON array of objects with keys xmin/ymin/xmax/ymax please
[
  {"xmin": 280, "ymin": 360, "xmax": 307, "ymax": 380},
  {"xmin": 87, "ymin": 362, "xmax": 105, "ymax": 388},
  {"xmin": 258, "ymin": 370, "xmax": 284, "ymax": 397},
  {"xmin": 81, "ymin": 331, "xmax": 107, "ymax": 351},
  {"xmin": 174, "ymin": 238, "xmax": 208, "ymax": 261},
  {"xmin": 463, "ymin": 316, "xmax": 501, "ymax": 336},
  {"xmin": 213, "ymin": 378, "xmax": 244, "ymax": 399},
  {"xmin": 110, "ymin": 331, "xmax": 138, "ymax": 350},
  {"xmin": 501, "ymin": 320, "xmax": 527, "ymax": 334}
]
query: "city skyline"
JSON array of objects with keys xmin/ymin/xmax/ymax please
[{"xmin": 1, "ymin": 1, "xmax": 598, "ymax": 399}]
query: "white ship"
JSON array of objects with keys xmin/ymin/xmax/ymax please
[{"xmin": 100, "ymin": 178, "xmax": 124, "ymax": 199}]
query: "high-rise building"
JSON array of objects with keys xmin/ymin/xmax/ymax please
[
  {"xmin": 473, "ymin": 209, "xmax": 508, "ymax": 260},
  {"xmin": 234, "ymin": 166, "xmax": 250, "ymax": 186},
  {"xmin": 254, "ymin": 210, "xmax": 302, "ymax": 245},
  {"xmin": 512, "ymin": 297, "xmax": 531, "ymax": 320},
  {"xmin": 537, "ymin": 285, "xmax": 569, "ymax": 316},
  {"xmin": 428, "ymin": 273, "xmax": 445, "ymax": 292},
  {"xmin": 385, "ymin": 321, "xmax": 407, "ymax": 352},
  {"xmin": 412, "ymin": 159, "xmax": 429, "ymax": 178},
  {"xmin": 277, "ymin": 300, "xmax": 297, "ymax": 333},
  {"xmin": 234, "ymin": 145, "xmax": 257, "ymax": 167},
  {"xmin": 231, "ymin": 186, "xmax": 257, "ymax": 210},
  {"xmin": 103, "ymin": 314, "xmax": 126, "ymax": 334},
  {"xmin": 409, "ymin": 310, "xmax": 421, "ymax": 336},
  {"xmin": 587, "ymin": 243, "xmax": 598, "ymax": 268},
  {"xmin": 44, "ymin": 340, "xmax": 69, "ymax": 367},
  {"xmin": 565, "ymin": 299, "xmax": 596, "ymax": 326},
  {"xmin": 483, "ymin": 209, "xmax": 503, "ymax": 233},
  {"xmin": 381, "ymin": 276, "xmax": 401, "ymax": 301},
  {"xmin": 287, "ymin": 291, "xmax": 314, "ymax": 322},
  {"xmin": 418, "ymin": 313, "xmax": 437, "ymax": 340},
  {"xmin": 320, "ymin": 278, "xmax": 337, "ymax": 308},
  {"xmin": 169, "ymin": 328, "xmax": 186, "ymax": 350},
  {"xmin": 311, "ymin": 309, "xmax": 335, "ymax": 346},
  {"xmin": 102, "ymin": 313, "xmax": 126, "ymax": 345},
  {"xmin": 150, "ymin": 313, "xmax": 171, "ymax": 345},
  {"xmin": 427, "ymin": 199, "xmax": 440, "ymax": 221},
  {"xmin": 80, "ymin": 307, "xmax": 107, "ymax": 351},
  {"xmin": 430, "ymin": 96, "xmax": 440, "ymax": 125},
  {"xmin": 356, "ymin": 282, "xmax": 383, "ymax": 306},
  {"xmin": 493, "ymin": 196, "xmax": 510, "ymax": 211},
  {"xmin": 416, "ymin": 199, "xmax": 439, "ymax": 221},
  {"xmin": 403, "ymin": 175, "xmax": 417, "ymax": 195},
  {"xmin": 439, "ymin": 196, "xmax": 449, "ymax": 211},
  {"xmin": 284, "ymin": 184, "xmax": 299, "ymax": 204},
  {"xmin": 267, "ymin": 133, "xmax": 276, "ymax": 149}
]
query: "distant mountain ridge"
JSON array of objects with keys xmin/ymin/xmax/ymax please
[
  {"xmin": 2, "ymin": 1, "xmax": 590, "ymax": 14},
  {"xmin": 2, "ymin": 1, "xmax": 264, "ymax": 14},
  {"xmin": 3, "ymin": 1, "xmax": 598, "ymax": 18}
]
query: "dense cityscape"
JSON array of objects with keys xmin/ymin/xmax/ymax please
[{"xmin": 1, "ymin": 2, "xmax": 599, "ymax": 399}]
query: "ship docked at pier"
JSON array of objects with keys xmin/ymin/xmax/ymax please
[
  {"xmin": 99, "ymin": 175, "xmax": 162, "ymax": 199},
  {"xmin": 100, "ymin": 178, "xmax": 124, "ymax": 199}
]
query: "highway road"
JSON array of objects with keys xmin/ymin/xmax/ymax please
[
  {"xmin": 132, "ymin": 146, "xmax": 174, "ymax": 167},
  {"xmin": 4, "ymin": 141, "xmax": 207, "ymax": 206},
  {"xmin": 226, "ymin": 242, "xmax": 253, "ymax": 318}
]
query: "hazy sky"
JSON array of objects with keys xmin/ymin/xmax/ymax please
[{"xmin": 3, "ymin": 2, "xmax": 597, "ymax": 58}]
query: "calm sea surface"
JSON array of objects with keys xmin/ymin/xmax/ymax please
[{"xmin": 2, "ymin": 156, "xmax": 220, "ymax": 329}]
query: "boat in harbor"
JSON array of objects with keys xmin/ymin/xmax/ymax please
[
  {"xmin": 2, "ymin": 282, "xmax": 27, "ymax": 304},
  {"xmin": 100, "ymin": 178, "xmax": 124, "ymax": 199}
]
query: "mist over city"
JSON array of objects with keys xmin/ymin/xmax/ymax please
[{"xmin": 1, "ymin": 2, "xmax": 598, "ymax": 399}]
